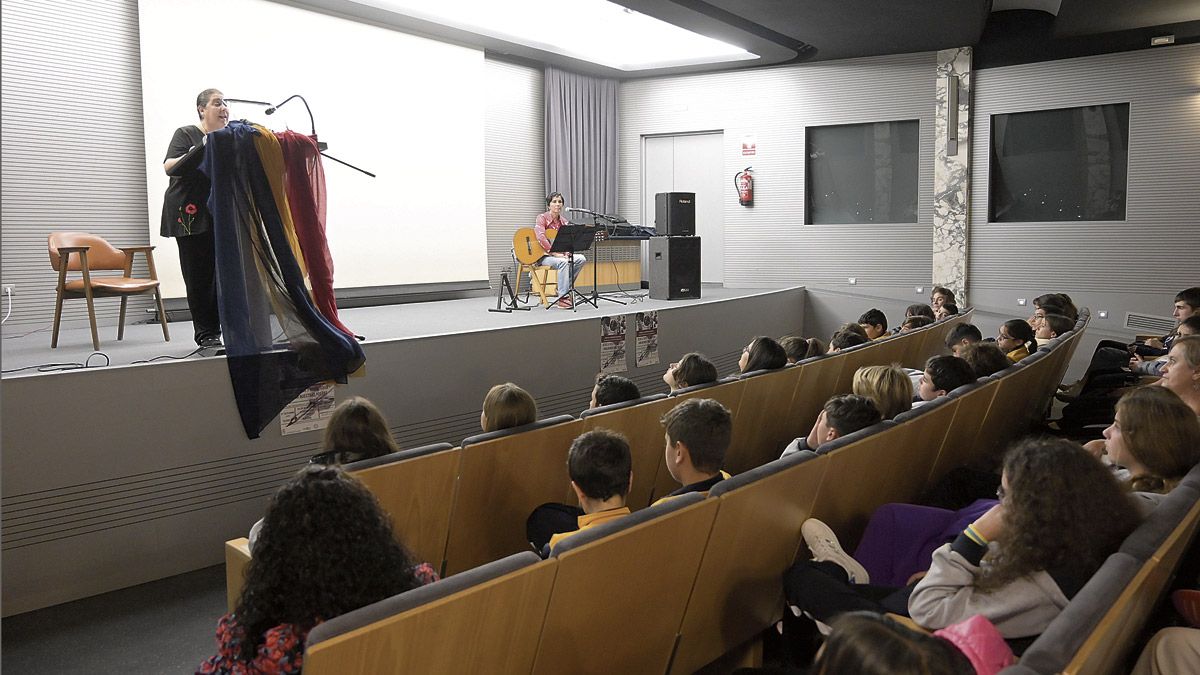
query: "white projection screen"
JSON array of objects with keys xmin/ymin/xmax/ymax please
[{"xmin": 138, "ymin": 0, "xmax": 488, "ymax": 299}]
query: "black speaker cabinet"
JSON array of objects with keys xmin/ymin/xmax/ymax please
[
  {"xmin": 649, "ymin": 236, "xmax": 700, "ymax": 300},
  {"xmin": 655, "ymin": 192, "xmax": 696, "ymax": 236}
]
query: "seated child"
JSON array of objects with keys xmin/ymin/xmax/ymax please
[
  {"xmin": 996, "ymin": 319, "xmax": 1037, "ymax": 362},
  {"xmin": 663, "ymin": 352, "xmax": 719, "ymax": 392},
  {"xmin": 858, "ymin": 308, "xmax": 888, "ymax": 340},
  {"xmin": 527, "ymin": 429, "xmax": 633, "ymax": 555},
  {"xmin": 959, "ymin": 341, "xmax": 1011, "ymax": 378},
  {"xmin": 944, "ymin": 323, "xmax": 982, "ymax": 357},
  {"xmin": 481, "ymin": 382, "xmax": 537, "ymax": 432},
  {"xmin": 934, "ymin": 302, "xmax": 960, "ymax": 321},
  {"xmin": 653, "ymin": 398, "xmax": 733, "ymax": 504},
  {"xmin": 782, "ymin": 394, "xmax": 882, "ymax": 457},
  {"xmin": 779, "ymin": 336, "xmax": 808, "ymax": 364},
  {"xmin": 590, "ymin": 373, "xmax": 640, "ymax": 409},
  {"xmin": 1034, "ymin": 313, "xmax": 1073, "ymax": 346},
  {"xmin": 809, "ymin": 611, "xmax": 1013, "ymax": 675},
  {"xmin": 899, "ymin": 315, "xmax": 934, "ymax": 333},
  {"xmin": 828, "ymin": 330, "xmax": 869, "ymax": 353},
  {"xmin": 739, "ymin": 335, "xmax": 788, "ymax": 373},
  {"xmin": 852, "ymin": 365, "xmax": 913, "ymax": 420},
  {"xmin": 915, "ymin": 355, "xmax": 976, "ymax": 406}
]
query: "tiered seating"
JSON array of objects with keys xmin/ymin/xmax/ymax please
[{"xmin": 230, "ymin": 309, "xmax": 1142, "ymax": 673}]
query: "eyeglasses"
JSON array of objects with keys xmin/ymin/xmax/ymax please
[{"xmin": 209, "ymin": 99, "xmax": 229, "ymax": 108}]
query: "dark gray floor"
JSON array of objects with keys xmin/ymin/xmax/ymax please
[{"xmin": 1, "ymin": 565, "xmax": 226, "ymax": 674}]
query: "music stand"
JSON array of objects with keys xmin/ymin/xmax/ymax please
[{"xmin": 545, "ymin": 224, "xmax": 597, "ymax": 311}]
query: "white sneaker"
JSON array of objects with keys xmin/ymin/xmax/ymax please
[{"xmin": 802, "ymin": 518, "xmax": 870, "ymax": 584}]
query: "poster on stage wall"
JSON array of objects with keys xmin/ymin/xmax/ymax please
[
  {"xmin": 635, "ymin": 311, "xmax": 659, "ymax": 367},
  {"xmin": 281, "ymin": 382, "xmax": 336, "ymax": 435},
  {"xmin": 600, "ymin": 315, "xmax": 628, "ymax": 374}
]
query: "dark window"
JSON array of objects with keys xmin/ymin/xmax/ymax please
[
  {"xmin": 806, "ymin": 120, "xmax": 920, "ymax": 224},
  {"xmin": 989, "ymin": 103, "xmax": 1129, "ymax": 222}
]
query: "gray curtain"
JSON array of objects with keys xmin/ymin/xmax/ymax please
[{"xmin": 544, "ymin": 66, "xmax": 619, "ymax": 216}]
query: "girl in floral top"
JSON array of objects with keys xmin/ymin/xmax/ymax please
[{"xmin": 198, "ymin": 466, "xmax": 437, "ymax": 674}]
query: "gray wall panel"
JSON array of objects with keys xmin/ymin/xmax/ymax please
[
  {"xmin": 618, "ymin": 53, "xmax": 937, "ymax": 291},
  {"xmin": 1, "ymin": 0, "xmax": 154, "ymax": 329},
  {"xmin": 484, "ymin": 58, "xmax": 545, "ymax": 289},
  {"xmin": 968, "ymin": 45, "xmax": 1200, "ymax": 324}
]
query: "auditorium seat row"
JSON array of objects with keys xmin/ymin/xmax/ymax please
[{"xmin": 287, "ymin": 309, "xmax": 1095, "ymax": 674}]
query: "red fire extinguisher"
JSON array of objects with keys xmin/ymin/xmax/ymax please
[{"xmin": 735, "ymin": 166, "xmax": 754, "ymax": 206}]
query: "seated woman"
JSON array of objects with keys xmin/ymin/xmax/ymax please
[
  {"xmin": 786, "ymin": 437, "xmax": 1140, "ymax": 642},
  {"xmin": 663, "ymin": 352, "xmax": 719, "ymax": 392},
  {"xmin": 996, "ymin": 319, "xmax": 1038, "ymax": 363},
  {"xmin": 1157, "ymin": 335, "xmax": 1200, "ymax": 416},
  {"xmin": 852, "ymin": 365, "xmax": 913, "ymax": 420},
  {"xmin": 1098, "ymin": 386, "xmax": 1200, "ymax": 511},
  {"xmin": 739, "ymin": 335, "xmax": 788, "ymax": 374},
  {"xmin": 200, "ymin": 466, "xmax": 437, "ymax": 674},
  {"xmin": 480, "ymin": 382, "xmax": 538, "ymax": 432}
]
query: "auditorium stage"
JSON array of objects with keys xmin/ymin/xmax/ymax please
[
  {"xmin": 1, "ymin": 285, "xmax": 807, "ymax": 616},
  {"xmin": 4, "ymin": 285, "xmax": 784, "ymax": 375}
]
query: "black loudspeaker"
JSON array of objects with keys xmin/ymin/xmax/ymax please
[
  {"xmin": 649, "ymin": 236, "xmax": 700, "ymax": 300},
  {"xmin": 655, "ymin": 192, "xmax": 696, "ymax": 236}
]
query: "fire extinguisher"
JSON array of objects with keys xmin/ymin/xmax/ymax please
[{"xmin": 735, "ymin": 166, "xmax": 754, "ymax": 206}]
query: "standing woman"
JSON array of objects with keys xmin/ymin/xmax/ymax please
[{"xmin": 163, "ymin": 88, "xmax": 228, "ymax": 348}]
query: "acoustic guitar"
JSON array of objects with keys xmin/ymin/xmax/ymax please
[{"xmin": 513, "ymin": 227, "xmax": 555, "ymax": 266}]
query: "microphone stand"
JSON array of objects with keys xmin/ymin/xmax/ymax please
[
  {"xmin": 570, "ymin": 209, "xmax": 625, "ymax": 307},
  {"xmin": 262, "ymin": 94, "xmax": 376, "ymax": 178}
]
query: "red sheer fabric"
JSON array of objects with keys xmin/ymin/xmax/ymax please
[{"xmin": 276, "ymin": 131, "xmax": 354, "ymax": 337}]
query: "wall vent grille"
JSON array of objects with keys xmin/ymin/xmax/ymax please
[{"xmin": 1125, "ymin": 312, "xmax": 1174, "ymax": 335}]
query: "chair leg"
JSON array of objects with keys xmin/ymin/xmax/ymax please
[
  {"xmin": 51, "ymin": 286, "xmax": 65, "ymax": 348},
  {"xmin": 118, "ymin": 297, "xmax": 128, "ymax": 341},
  {"xmin": 82, "ymin": 286, "xmax": 99, "ymax": 351},
  {"xmin": 154, "ymin": 289, "xmax": 170, "ymax": 342}
]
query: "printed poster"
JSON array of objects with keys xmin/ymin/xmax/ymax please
[
  {"xmin": 600, "ymin": 315, "xmax": 628, "ymax": 374},
  {"xmin": 635, "ymin": 311, "xmax": 660, "ymax": 367},
  {"xmin": 280, "ymin": 382, "xmax": 336, "ymax": 435}
]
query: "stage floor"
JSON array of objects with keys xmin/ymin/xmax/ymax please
[{"xmin": 1, "ymin": 285, "xmax": 795, "ymax": 377}]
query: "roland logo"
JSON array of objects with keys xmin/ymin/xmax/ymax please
[{"xmin": 678, "ymin": 198, "xmax": 692, "ymax": 204}]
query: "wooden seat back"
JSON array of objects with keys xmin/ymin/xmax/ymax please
[
  {"xmin": 348, "ymin": 446, "xmax": 462, "ymax": 572},
  {"xmin": 531, "ymin": 495, "xmax": 719, "ymax": 675},
  {"xmin": 785, "ymin": 355, "xmax": 845, "ymax": 438},
  {"xmin": 580, "ymin": 396, "xmax": 677, "ymax": 510},
  {"xmin": 224, "ymin": 538, "xmax": 251, "ymax": 613},
  {"xmin": 443, "ymin": 418, "xmax": 584, "ymax": 574},
  {"xmin": 304, "ymin": 552, "xmax": 557, "ymax": 675},
  {"xmin": 669, "ymin": 453, "xmax": 830, "ymax": 675},
  {"xmin": 727, "ymin": 366, "xmax": 805, "ymax": 473}
]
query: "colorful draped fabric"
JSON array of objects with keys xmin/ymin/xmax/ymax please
[
  {"xmin": 276, "ymin": 131, "xmax": 354, "ymax": 337},
  {"xmin": 202, "ymin": 121, "xmax": 364, "ymax": 438}
]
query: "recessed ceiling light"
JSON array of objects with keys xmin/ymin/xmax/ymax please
[{"xmin": 373, "ymin": 0, "xmax": 756, "ymax": 70}]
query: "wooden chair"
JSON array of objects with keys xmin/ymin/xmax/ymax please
[
  {"xmin": 531, "ymin": 494, "xmax": 719, "ymax": 675},
  {"xmin": 346, "ymin": 444, "xmax": 461, "ymax": 575},
  {"xmin": 512, "ymin": 230, "xmax": 558, "ymax": 306},
  {"xmin": 670, "ymin": 452, "xmax": 830, "ymax": 675},
  {"xmin": 304, "ymin": 552, "xmax": 558, "ymax": 675},
  {"xmin": 443, "ymin": 416, "xmax": 583, "ymax": 574},
  {"xmin": 224, "ymin": 537, "xmax": 252, "ymax": 613},
  {"xmin": 49, "ymin": 232, "xmax": 169, "ymax": 350}
]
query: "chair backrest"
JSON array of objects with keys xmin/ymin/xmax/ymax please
[
  {"xmin": 726, "ymin": 365, "xmax": 804, "ymax": 473},
  {"xmin": 304, "ymin": 552, "xmax": 557, "ymax": 675},
  {"xmin": 580, "ymin": 395, "xmax": 677, "ymax": 510},
  {"xmin": 1059, "ymin": 492, "xmax": 1200, "ymax": 674},
  {"xmin": 48, "ymin": 232, "xmax": 126, "ymax": 271},
  {"xmin": 785, "ymin": 353, "xmax": 845, "ymax": 436},
  {"xmin": 224, "ymin": 538, "xmax": 252, "ymax": 613},
  {"xmin": 444, "ymin": 417, "xmax": 583, "ymax": 574},
  {"xmin": 670, "ymin": 452, "xmax": 830, "ymax": 675},
  {"xmin": 971, "ymin": 357, "xmax": 1048, "ymax": 459},
  {"xmin": 930, "ymin": 379, "xmax": 1001, "ymax": 476},
  {"xmin": 1119, "ymin": 485, "xmax": 1200, "ymax": 561},
  {"xmin": 347, "ymin": 444, "xmax": 462, "ymax": 572},
  {"xmin": 650, "ymin": 380, "xmax": 746, "ymax": 502},
  {"xmin": 531, "ymin": 494, "xmax": 719, "ymax": 675},
  {"xmin": 578, "ymin": 393, "xmax": 668, "ymax": 419}
]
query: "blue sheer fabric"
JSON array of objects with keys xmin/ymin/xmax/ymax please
[{"xmin": 201, "ymin": 121, "xmax": 365, "ymax": 438}]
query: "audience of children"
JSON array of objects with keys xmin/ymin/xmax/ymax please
[
  {"xmin": 480, "ymin": 382, "xmax": 538, "ymax": 432},
  {"xmin": 782, "ymin": 394, "xmax": 882, "ymax": 457},
  {"xmin": 202, "ymin": 467, "xmax": 437, "ymax": 674},
  {"xmin": 663, "ymin": 352, "xmax": 719, "ymax": 392},
  {"xmin": 740, "ymin": 336, "xmax": 789, "ymax": 373},
  {"xmin": 589, "ymin": 373, "xmax": 641, "ymax": 409},
  {"xmin": 654, "ymin": 398, "xmax": 733, "ymax": 504}
]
